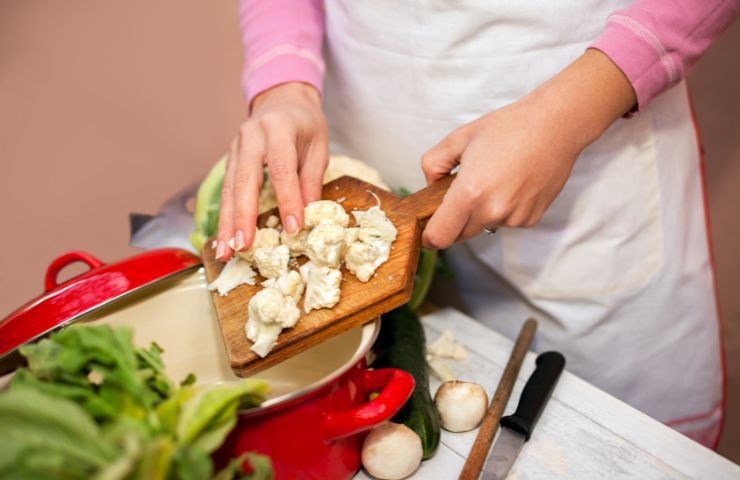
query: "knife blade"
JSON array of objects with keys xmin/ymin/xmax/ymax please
[{"xmin": 481, "ymin": 351, "xmax": 566, "ymax": 480}]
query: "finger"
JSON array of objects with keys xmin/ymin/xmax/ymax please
[
  {"xmin": 265, "ymin": 127, "xmax": 304, "ymax": 234},
  {"xmin": 458, "ymin": 206, "xmax": 506, "ymax": 242},
  {"xmin": 216, "ymin": 139, "xmax": 239, "ymax": 261},
  {"xmin": 233, "ymin": 127, "xmax": 265, "ymax": 251},
  {"xmin": 298, "ymin": 135, "xmax": 329, "ymax": 204},
  {"xmin": 422, "ymin": 179, "xmax": 472, "ymax": 250},
  {"xmin": 420, "ymin": 127, "xmax": 472, "ymax": 185}
]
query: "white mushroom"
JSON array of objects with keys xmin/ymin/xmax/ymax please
[
  {"xmin": 253, "ymin": 244, "xmax": 290, "ymax": 279},
  {"xmin": 361, "ymin": 422, "xmax": 423, "ymax": 480},
  {"xmin": 434, "ymin": 381, "xmax": 489, "ymax": 432},
  {"xmin": 207, "ymin": 256, "xmax": 257, "ymax": 296}
]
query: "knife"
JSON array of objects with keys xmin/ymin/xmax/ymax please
[{"xmin": 482, "ymin": 351, "xmax": 566, "ymax": 480}]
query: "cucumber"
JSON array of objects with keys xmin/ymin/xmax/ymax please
[{"xmin": 373, "ymin": 306, "xmax": 441, "ymax": 459}]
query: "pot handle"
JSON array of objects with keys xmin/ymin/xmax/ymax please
[
  {"xmin": 323, "ymin": 368, "xmax": 415, "ymax": 442},
  {"xmin": 45, "ymin": 251, "xmax": 105, "ymax": 291}
]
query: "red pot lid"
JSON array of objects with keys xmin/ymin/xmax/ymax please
[{"xmin": 0, "ymin": 248, "xmax": 201, "ymax": 364}]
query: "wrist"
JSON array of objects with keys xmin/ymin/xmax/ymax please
[
  {"xmin": 251, "ymin": 82, "xmax": 322, "ymax": 114},
  {"xmin": 527, "ymin": 49, "xmax": 637, "ymax": 150}
]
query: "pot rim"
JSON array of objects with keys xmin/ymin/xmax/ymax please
[{"xmin": 238, "ymin": 317, "xmax": 381, "ymax": 415}]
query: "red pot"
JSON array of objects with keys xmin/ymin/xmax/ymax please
[
  {"xmin": 216, "ymin": 345, "xmax": 413, "ymax": 480},
  {"xmin": 0, "ymin": 250, "xmax": 414, "ymax": 479}
]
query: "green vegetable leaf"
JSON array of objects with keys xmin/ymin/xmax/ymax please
[
  {"xmin": 176, "ymin": 380, "xmax": 269, "ymax": 453},
  {"xmin": 0, "ymin": 388, "xmax": 116, "ymax": 478}
]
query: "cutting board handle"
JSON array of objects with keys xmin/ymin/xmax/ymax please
[{"xmin": 399, "ymin": 174, "xmax": 455, "ymax": 222}]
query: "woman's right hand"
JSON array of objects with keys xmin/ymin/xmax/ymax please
[{"xmin": 216, "ymin": 82, "xmax": 328, "ymax": 261}]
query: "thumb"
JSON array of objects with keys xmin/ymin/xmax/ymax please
[{"xmin": 420, "ymin": 127, "xmax": 472, "ymax": 184}]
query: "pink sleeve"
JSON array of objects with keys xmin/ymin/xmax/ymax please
[
  {"xmin": 238, "ymin": 0, "xmax": 325, "ymax": 106},
  {"xmin": 589, "ymin": 0, "xmax": 739, "ymax": 112}
]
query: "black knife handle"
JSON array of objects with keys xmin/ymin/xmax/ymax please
[{"xmin": 499, "ymin": 351, "xmax": 565, "ymax": 441}]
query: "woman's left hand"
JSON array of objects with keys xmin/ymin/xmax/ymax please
[{"xmin": 420, "ymin": 49, "xmax": 636, "ymax": 249}]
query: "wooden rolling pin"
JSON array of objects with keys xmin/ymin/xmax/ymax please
[{"xmin": 458, "ymin": 318, "xmax": 538, "ymax": 480}]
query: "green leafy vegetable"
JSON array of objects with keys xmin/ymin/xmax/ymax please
[{"xmin": 0, "ymin": 324, "xmax": 272, "ymax": 480}]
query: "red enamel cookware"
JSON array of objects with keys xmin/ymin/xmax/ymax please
[
  {"xmin": 0, "ymin": 250, "xmax": 414, "ymax": 479},
  {"xmin": 0, "ymin": 248, "xmax": 201, "ymax": 373}
]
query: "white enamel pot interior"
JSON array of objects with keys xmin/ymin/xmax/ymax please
[{"xmin": 82, "ymin": 268, "xmax": 380, "ymax": 406}]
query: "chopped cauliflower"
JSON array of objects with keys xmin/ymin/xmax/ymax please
[
  {"xmin": 265, "ymin": 215, "xmax": 280, "ymax": 229},
  {"xmin": 305, "ymin": 224, "xmax": 347, "ymax": 268},
  {"xmin": 304, "ymin": 200, "xmax": 350, "ymax": 228},
  {"xmin": 253, "ymin": 244, "xmax": 290, "ymax": 279},
  {"xmin": 344, "ymin": 227, "xmax": 360, "ymax": 246},
  {"xmin": 237, "ymin": 227, "xmax": 280, "ymax": 262},
  {"xmin": 345, "ymin": 241, "xmax": 391, "ymax": 282},
  {"xmin": 427, "ymin": 356, "xmax": 456, "ymax": 382},
  {"xmin": 257, "ymin": 155, "xmax": 389, "ymax": 214},
  {"xmin": 343, "ymin": 206, "xmax": 397, "ymax": 282},
  {"xmin": 322, "ymin": 155, "xmax": 389, "ymax": 190},
  {"xmin": 208, "ymin": 256, "xmax": 257, "ymax": 296},
  {"xmin": 246, "ymin": 287, "xmax": 301, "ymax": 357},
  {"xmin": 300, "ymin": 261, "xmax": 342, "ymax": 313},
  {"xmin": 428, "ymin": 330, "xmax": 468, "ymax": 359},
  {"xmin": 280, "ymin": 229, "xmax": 308, "ymax": 257},
  {"xmin": 261, "ymin": 270, "xmax": 304, "ymax": 302},
  {"xmin": 352, "ymin": 207, "xmax": 398, "ymax": 243}
]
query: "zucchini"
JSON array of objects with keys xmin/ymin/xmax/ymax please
[{"xmin": 373, "ymin": 306, "xmax": 441, "ymax": 459}]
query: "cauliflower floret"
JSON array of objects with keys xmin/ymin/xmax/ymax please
[
  {"xmin": 237, "ymin": 227, "xmax": 280, "ymax": 262},
  {"xmin": 344, "ymin": 227, "xmax": 360, "ymax": 246},
  {"xmin": 246, "ymin": 287, "xmax": 301, "ymax": 357},
  {"xmin": 352, "ymin": 207, "xmax": 397, "ymax": 243},
  {"xmin": 305, "ymin": 224, "xmax": 347, "ymax": 268},
  {"xmin": 261, "ymin": 270, "xmax": 304, "ymax": 302},
  {"xmin": 344, "ymin": 241, "xmax": 391, "ymax": 282},
  {"xmin": 300, "ymin": 261, "xmax": 342, "ymax": 313},
  {"xmin": 280, "ymin": 229, "xmax": 308, "ymax": 257},
  {"xmin": 207, "ymin": 256, "xmax": 257, "ymax": 296},
  {"xmin": 253, "ymin": 244, "xmax": 290, "ymax": 279},
  {"xmin": 323, "ymin": 155, "xmax": 389, "ymax": 190},
  {"xmin": 265, "ymin": 215, "xmax": 280, "ymax": 229},
  {"xmin": 304, "ymin": 200, "xmax": 349, "ymax": 228},
  {"xmin": 427, "ymin": 330, "xmax": 468, "ymax": 360},
  {"xmin": 257, "ymin": 155, "xmax": 389, "ymax": 214}
]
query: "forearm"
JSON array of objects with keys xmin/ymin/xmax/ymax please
[
  {"xmin": 525, "ymin": 49, "xmax": 636, "ymax": 152},
  {"xmin": 238, "ymin": 0, "xmax": 326, "ymax": 106},
  {"xmin": 589, "ymin": 0, "xmax": 739, "ymax": 111}
]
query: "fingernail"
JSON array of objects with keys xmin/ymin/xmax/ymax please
[
  {"xmin": 215, "ymin": 240, "xmax": 226, "ymax": 260},
  {"xmin": 285, "ymin": 215, "xmax": 299, "ymax": 234},
  {"xmin": 234, "ymin": 230, "xmax": 246, "ymax": 251}
]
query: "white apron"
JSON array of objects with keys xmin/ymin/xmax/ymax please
[{"xmin": 321, "ymin": 1, "xmax": 724, "ymax": 447}]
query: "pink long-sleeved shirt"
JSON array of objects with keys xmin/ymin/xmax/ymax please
[{"xmin": 238, "ymin": 0, "xmax": 739, "ymax": 112}]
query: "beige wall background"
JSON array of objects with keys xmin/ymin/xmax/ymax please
[{"xmin": 1, "ymin": 0, "xmax": 738, "ymax": 462}]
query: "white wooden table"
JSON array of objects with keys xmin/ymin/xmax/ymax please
[{"xmin": 356, "ymin": 308, "xmax": 740, "ymax": 479}]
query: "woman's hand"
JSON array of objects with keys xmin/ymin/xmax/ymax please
[
  {"xmin": 216, "ymin": 82, "xmax": 328, "ymax": 261},
  {"xmin": 420, "ymin": 49, "xmax": 636, "ymax": 249}
]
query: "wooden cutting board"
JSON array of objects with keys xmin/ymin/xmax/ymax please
[{"xmin": 202, "ymin": 175, "xmax": 453, "ymax": 377}]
